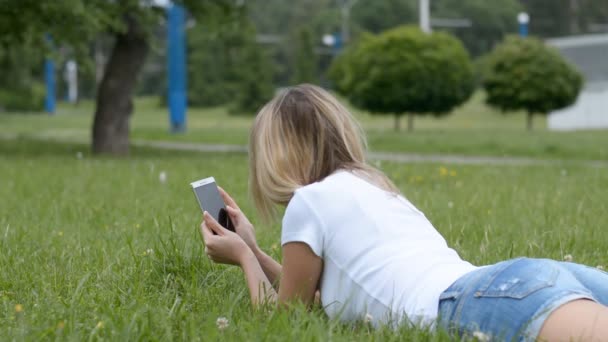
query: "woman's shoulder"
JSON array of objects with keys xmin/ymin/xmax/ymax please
[{"xmin": 285, "ymin": 171, "xmax": 354, "ymax": 220}]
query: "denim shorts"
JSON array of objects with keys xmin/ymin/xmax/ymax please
[{"xmin": 437, "ymin": 258, "xmax": 608, "ymax": 341}]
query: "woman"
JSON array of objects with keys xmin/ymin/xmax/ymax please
[{"xmin": 200, "ymin": 84, "xmax": 608, "ymax": 341}]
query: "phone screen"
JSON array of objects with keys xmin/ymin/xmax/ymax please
[{"xmin": 191, "ymin": 178, "xmax": 234, "ymax": 231}]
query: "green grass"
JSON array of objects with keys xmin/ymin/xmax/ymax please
[
  {"xmin": 2, "ymin": 138, "xmax": 608, "ymax": 340},
  {"xmin": 1, "ymin": 93, "xmax": 607, "ymax": 160}
]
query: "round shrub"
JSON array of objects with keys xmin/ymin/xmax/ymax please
[
  {"xmin": 483, "ymin": 36, "xmax": 583, "ymax": 130},
  {"xmin": 329, "ymin": 26, "xmax": 475, "ymax": 131}
]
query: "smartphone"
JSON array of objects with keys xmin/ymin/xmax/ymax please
[{"xmin": 190, "ymin": 177, "xmax": 234, "ymax": 232}]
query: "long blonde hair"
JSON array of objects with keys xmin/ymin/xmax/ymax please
[{"xmin": 249, "ymin": 84, "xmax": 398, "ymax": 221}]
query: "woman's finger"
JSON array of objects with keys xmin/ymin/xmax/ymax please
[
  {"xmin": 218, "ymin": 187, "xmax": 240, "ymax": 210},
  {"xmin": 204, "ymin": 211, "xmax": 226, "ymax": 236},
  {"xmin": 200, "ymin": 220, "xmax": 215, "ymax": 241},
  {"xmin": 225, "ymin": 205, "xmax": 242, "ymax": 221}
]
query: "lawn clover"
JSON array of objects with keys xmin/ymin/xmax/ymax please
[
  {"xmin": 564, "ymin": 254, "xmax": 573, "ymax": 262},
  {"xmin": 216, "ymin": 316, "xmax": 229, "ymax": 330}
]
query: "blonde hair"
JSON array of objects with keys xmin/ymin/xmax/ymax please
[{"xmin": 249, "ymin": 84, "xmax": 399, "ymax": 221}]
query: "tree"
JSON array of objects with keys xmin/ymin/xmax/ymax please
[
  {"xmin": 350, "ymin": 0, "xmax": 416, "ymax": 34},
  {"xmin": 0, "ymin": 40, "xmax": 45, "ymax": 112},
  {"xmin": 0, "ymin": 0, "xmax": 237, "ymax": 155},
  {"xmin": 230, "ymin": 34, "xmax": 275, "ymax": 115},
  {"xmin": 187, "ymin": 10, "xmax": 251, "ymax": 107},
  {"xmin": 291, "ymin": 28, "xmax": 318, "ymax": 84},
  {"xmin": 434, "ymin": 0, "xmax": 522, "ymax": 56},
  {"xmin": 483, "ymin": 36, "xmax": 583, "ymax": 131},
  {"xmin": 330, "ymin": 26, "xmax": 475, "ymax": 131}
]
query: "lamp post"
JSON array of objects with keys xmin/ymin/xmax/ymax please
[
  {"xmin": 420, "ymin": 0, "xmax": 431, "ymax": 33},
  {"xmin": 518, "ymin": 12, "xmax": 530, "ymax": 38}
]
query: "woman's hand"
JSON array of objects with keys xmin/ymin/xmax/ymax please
[
  {"xmin": 218, "ymin": 187, "xmax": 259, "ymax": 253},
  {"xmin": 200, "ymin": 211, "xmax": 252, "ymax": 266}
]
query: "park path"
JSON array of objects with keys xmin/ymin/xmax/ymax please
[
  {"xmin": 133, "ymin": 139, "xmax": 608, "ymax": 168},
  {"xmin": 2, "ymin": 133, "xmax": 607, "ymax": 168}
]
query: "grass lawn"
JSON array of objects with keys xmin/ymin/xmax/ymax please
[
  {"xmin": 1, "ymin": 92, "xmax": 607, "ymax": 161},
  {"xmin": 2, "ymin": 138, "xmax": 608, "ymax": 340}
]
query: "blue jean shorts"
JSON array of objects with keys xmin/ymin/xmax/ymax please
[{"xmin": 437, "ymin": 258, "xmax": 608, "ymax": 341}]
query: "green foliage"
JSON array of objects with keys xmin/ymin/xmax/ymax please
[
  {"xmin": 483, "ymin": 36, "xmax": 583, "ymax": 116},
  {"xmin": 291, "ymin": 28, "xmax": 318, "ymax": 84},
  {"xmin": 0, "ymin": 84, "xmax": 45, "ymax": 112},
  {"xmin": 330, "ymin": 26, "xmax": 475, "ymax": 130},
  {"xmin": 187, "ymin": 11, "xmax": 253, "ymax": 107},
  {"xmin": 230, "ymin": 38, "xmax": 275, "ymax": 115},
  {"xmin": 351, "ymin": 0, "xmax": 416, "ymax": 34},
  {"xmin": 0, "ymin": 41, "xmax": 45, "ymax": 112},
  {"xmin": 435, "ymin": 0, "xmax": 522, "ymax": 56}
]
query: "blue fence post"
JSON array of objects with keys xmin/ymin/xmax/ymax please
[
  {"xmin": 167, "ymin": 4, "xmax": 187, "ymax": 133},
  {"xmin": 45, "ymin": 35, "xmax": 56, "ymax": 115},
  {"xmin": 332, "ymin": 33, "xmax": 343, "ymax": 55},
  {"xmin": 518, "ymin": 12, "xmax": 529, "ymax": 38}
]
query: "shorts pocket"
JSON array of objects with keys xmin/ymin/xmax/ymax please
[{"xmin": 474, "ymin": 258, "xmax": 559, "ymax": 299}]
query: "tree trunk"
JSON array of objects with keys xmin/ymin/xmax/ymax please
[
  {"xmin": 407, "ymin": 113, "xmax": 414, "ymax": 132},
  {"xmin": 92, "ymin": 15, "xmax": 149, "ymax": 155},
  {"xmin": 526, "ymin": 112, "xmax": 533, "ymax": 131},
  {"xmin": 394, "ymin": 114, "xmax": 401, "ymax": 131}
]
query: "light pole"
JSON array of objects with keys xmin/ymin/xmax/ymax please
[
  {"xmin": 518, "ymin": 12, "xmax": 530, "ymax": 38},
  {"xmin": 340, "ymin": 0, "xmax": 358, "ymax": 44},
  {"xmin": 419, "ymin": 0, "xmax": 431, "ymax": 33}
]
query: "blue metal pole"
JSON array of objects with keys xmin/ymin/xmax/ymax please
[
  {"xmin": 44, "ymin": 35, "xmax": 56, "ymax": 115},
  {"xmin": 333, "ymin": 33, "xmax": 343, "ymax": 55},
  {"xmin": 167, "ymin": 4, "xmax": 187, "ymax": 133},
  {"xmin": 519, "ymin": 22, "xmax": 528, "ymax": 37}
]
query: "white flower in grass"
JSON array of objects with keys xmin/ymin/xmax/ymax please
[
  {"xmin": 159, "ymin": 171, "xmax": 167, "ymax": 183},
  {"xmin": 472, "ymin": 331, "xmax": 490, "ymax": 342},
  {"xmin": 564, "ymin": 254, "xmax": 573, "ymax": 262},
  {"xmin": 216, "ymin": 316, "xmax": 229, "ymax": 330},
  {"xmin": 597, "ymin": 265, "xmax": 604, "ymax": 271},
  {"xmin": 364, "ymin": 313, "xmax": 373, "ymax": 324}
]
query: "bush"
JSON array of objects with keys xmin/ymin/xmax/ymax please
[
  {"xmin": 329, "ymin": 26, "xmax": 475, "ymax": 131},
  {"xmin": 291, "ymin": 28, "xmax": 318, "ymax": 85},
  {"xmin": 0, "ymin": 83, "xmax": 45, "ymax": 112},
  {"xmin": 230, "ymin": 40, "xmax": 275, "ymax": 115},
  {"xmin": 483, "ymin": 36, "xmax": 583, "ymax": 130}
]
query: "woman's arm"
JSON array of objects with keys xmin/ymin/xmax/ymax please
[
  {"xmin": 277, "ymin": 242, "xmax": 323, "ymax": 306},
  {"xmin": 252, "ymin": 247, "xmax": 282, "ymax": 287},
  {"xmin": 239, "ymin": 248, "xmax": 278, "ymax": 304},
  {"xmin": 218, "ymin": 187, "xmax": 282, "ymax": 287},
  {"xmin": 201, "ymin": 213, "xmax": 277, "ymax": 305},
  {"xmin": 201, "ymin": 213, "xmax": 322, "ymax": 307}
]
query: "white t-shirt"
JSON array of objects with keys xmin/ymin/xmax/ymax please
[{"xmin": 281, "ymin": 170, "xmax": 477, "ymax": 327}]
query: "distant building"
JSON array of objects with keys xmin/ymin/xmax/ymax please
[{"xmin": 546, "ymin": 33, "xmax": 608, "ymax": 131}]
